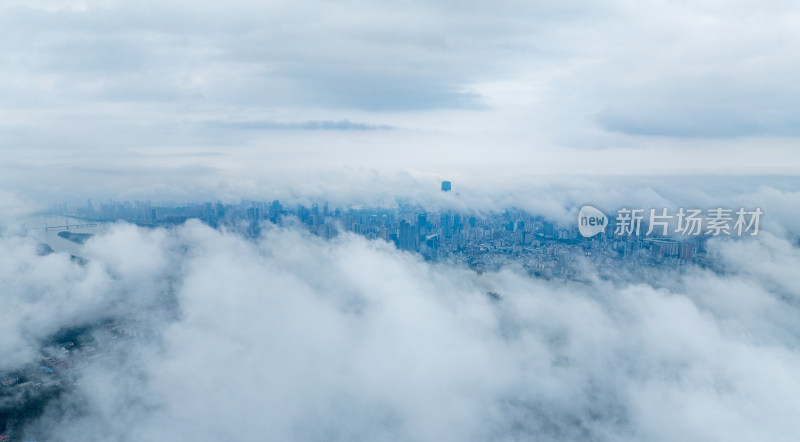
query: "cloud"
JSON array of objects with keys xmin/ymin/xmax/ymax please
[
  {"xmin": 1, "ymin": 0, "xmax": 799, "ymax": 208},
  {"xmin": 209, "ymin": 119, "xmax": 395, "ymax": 131},
  {"xmin": 0, "ymin": 0, "xmax": 498, "ymax": 111},
  {"xmin": 2, "ymin": 0, "xmax": 800, "ymax": 143},
  {"xmin": 0, "ymin": 208, "xmax": 796, "ymax": 440},
  {"xmin": 1, "ymin": 1, "xmax": 798, "ymax": 438},
  {"xmin": 0, "ymin": 190, "xmax": 37, "ymax": 233}
]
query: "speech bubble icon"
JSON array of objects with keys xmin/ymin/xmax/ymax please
[{"xmin": 578, "ymin": 205, "xmax": 608, "ymax": 238}]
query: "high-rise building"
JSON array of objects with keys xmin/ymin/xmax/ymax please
[
  {"xmin": 398, "ymin": 220, "xmax": 418, "ymax": 252},
  {"xmin": 680, "ymin": 242, "xmax": 693, "ymax": 261},
  {"xmin": 270, "ymin": 200, "xmax": 281, "ymax": 224}
]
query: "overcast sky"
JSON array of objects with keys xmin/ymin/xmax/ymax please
[
  {"xmin": 1, "ymin": 0, "xmax": 799, "ymax": 204},
  {"xmin": 3, "ymin": 3, "xmax": 800, "ymax": 440}
]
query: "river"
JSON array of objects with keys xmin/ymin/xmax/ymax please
[{"xmin": 21, "ymin": 216, "xmax": 108, "ymax": 255}]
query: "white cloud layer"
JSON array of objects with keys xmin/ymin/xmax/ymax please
[{"xmin": 0, "ymin": 206, "xmax": 797, "ymax": 440}]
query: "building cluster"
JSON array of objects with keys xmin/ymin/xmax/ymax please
[{"xmin": 52, "ymin": 198, "xmax": 711, "ymax": 277}]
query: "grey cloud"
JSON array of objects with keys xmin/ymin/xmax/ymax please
[
  {"xmin": 283, "ymin": 71, "xmax": 485, "ymax": 111},
  {"xmin": 596, "ymin": 108, "xmax": 766, "ymax": 138},
  {"xmin": 210, "ymin": 119, "xmax": 395, "ymax": 131},
  {"xmin": 0, "ymin": 0, "xmax": 507, "ymax": 111},
  {"xmin": 1, "ymin": 0, "xmax": 799, "ymax": 154},
  {"xmin": 594, "ymin": 85, "xmax": 800, "ymax": 137}
]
